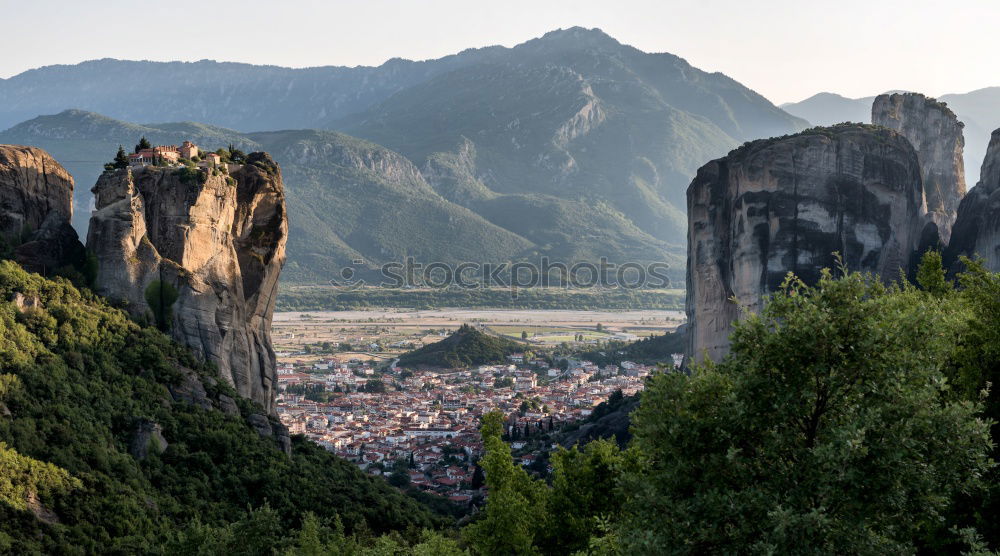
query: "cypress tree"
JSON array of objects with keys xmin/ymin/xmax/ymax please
[{"xmin": 113, "ymin": 145, "xmax": 130, "ymax": 169}]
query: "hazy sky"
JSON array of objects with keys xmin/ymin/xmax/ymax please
[{"xmin": 2, "ymin": 0, "xmax": 998, "ymax": 104}]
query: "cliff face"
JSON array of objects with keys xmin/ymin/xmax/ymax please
[
  {"xmin": 872, "ymin": 93, "xmax": 966, "ymax": 245},
  {"xmin": 0, "ymin": 145, "xmax": 86, "ymax": 274},
  {"xmin": 87, "ymin": 154, "xmax": 287, "ymax": 412},
  {"xmin": 946, "ymin": 129, "xmax": 1000, "ymax": 272},
  {"xmin": 686, "ymin": 125, "xmax": 924, "ymax": 363}
]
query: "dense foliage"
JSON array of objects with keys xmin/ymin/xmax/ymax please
[
  {"xmin": 621, "ymin": 264, "xmax": 992, "ymax": 553},
  {"xmin": 10, "ymin": 249, "xmax": 1000, "ymax": 553},
  {"xmin": 397, "ymin": 324, "xmax": 523, "ymax": 369},
  {"xmin": 575, "ymin": 328, "xmax": 685, "ymax": 367},
  {"xmin": 0, "ymin": 261, "xmax": 448, "ymax": 553},
  {"xmin": 459, "ymin": 254, "xmax": 1000, "ymax": 554}
]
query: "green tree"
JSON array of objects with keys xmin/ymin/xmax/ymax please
[
  {"xmin": 946, "ymin": 256, "xmax": 1000, "ymax": 546},
  {"xmin": 463, "ymin": 411, "xmax": 547, "ymax": 554},
  {"xmin": 387, "ymin": 468, "xmax": 410, "ymax": 488},
  {"xmin": 620, "ymin": 268, "xmax": 993, "ymax": 553},
  {"xmin": 916, "ymin": 249, "xmax": 951, "ymax": 297},
  {"xmin": 470, "ymin": 465, "xmax": 485, "ymax": 490},
  {"xmin": 113, "ymin": 145, "xmax": 130, "ymax": 169},
  {"xmin": 537, "ymin": 439, "xmax": 625, "ymax": 555},
  {"xmin": 228, "ymin": 144, "xmax": 247, "ymax": 164},
  {"xmin": 135, "ymin": 136, "xmax": 152, "ymax": 153},
  {"xmin": 144, "ymin": 279, "xmax": 179, "ymax": 331}
]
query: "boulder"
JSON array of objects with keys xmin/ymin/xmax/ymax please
[
  {"xmin": 129, "ymin": 419, "xmax": 168, "ymax": 460},
  {"xmin": 247, "ymin": 413, "xmax": 273, "ymax": 437},
  {"xmin": 217, "ymin": 394, "xmax": 240, "ymax": 417},
  {"xmin": 168, "ymin": 367, "xmax": 212, "ymax": 410}
]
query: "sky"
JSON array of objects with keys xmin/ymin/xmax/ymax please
[{"xmin": 1, "ymin": 0, "xmax": 998, "ymax": 104}]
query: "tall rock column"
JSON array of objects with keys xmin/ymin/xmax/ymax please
[
  {"xmin": 87, "ymin": 154, "xmax": 287, "ymax": 412},
  {"xmin": 0, "ymin": 145, "xmax": 85, "ymax": 275},
  {"xmin": 686, "ymin": 125, "xmax": 924, "ymax": 364},
  {"xmin": 872, "ymin": 92, "xmax": 966, "ymax": 245},
  {"xmin": 946, "ymin": 129, "xmax": 1000, "ymax": 272}
]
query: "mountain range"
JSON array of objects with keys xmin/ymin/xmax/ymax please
[
  {"xmin": 0, "ymin": 28, "xmax": 810, "ymax": 284},
  {"xmin": 782, "ymin": 88, "xmax": 1000, "ymax": 183}
]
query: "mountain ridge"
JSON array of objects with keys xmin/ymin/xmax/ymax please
[
  {"xmin": 0, "ymin": 28, "xmax": 809, "ymax": 285},
  {"xmin": 783, "ymin": 88, "xmax": 1000, "ymax": 182}
]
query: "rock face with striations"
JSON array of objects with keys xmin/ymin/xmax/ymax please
[
  {"xmin": 946, "ymin": 129, "xmax": 1000, "ymax": 272},
  {"xmin": 0, "ymin": 145, "xmax": 85, "ymax": 274},
  {"xmin": 686, "ymin": 124, "xmax": 924, "ymax": 364},
  {"xmin": 87, "ymin": 154, "xmax": 287, "ymax": 413},
  {"xmin": 872, "ymin": 92, "xmax": 966, "ymax": 245}
]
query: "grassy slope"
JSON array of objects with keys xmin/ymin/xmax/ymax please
[{"xmin": 0, "ymin": 261, "xmax": 445, "ymax": 553}]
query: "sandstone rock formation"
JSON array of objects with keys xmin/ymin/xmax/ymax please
[
  {"xmin": 87, "ymin": 154, "xmax": 287, "ymax": 413},
  {"xmin": 872, "ymin": 93, "xmax": 966, "ymax": 245},
  {"xmin": 0, "ymin": 145, "xmax": 85, "ymax": 274},
  {"xmin": 946, "ymin": 128, "xmax": 1000, "ymax": 272},
  {"xmin": 686, "ymin": 124, "xmax": 924, "ymax": 364}
]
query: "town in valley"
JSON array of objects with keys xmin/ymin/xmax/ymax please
[{"xmin": 272, "ymin": 309, "xmax": 683, "ymax": 504}]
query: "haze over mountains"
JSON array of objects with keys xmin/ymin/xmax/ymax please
[
  {"xmin": 3, "ymin": 28, "xmax": 998, "ymax": 286},
  {"xmin": 783, "ymin": 88, "xmax": 1000, "ymax": 183},
  {"xmin": 0, "ymin": 28, "xmax": 809, "ymax": 284}
]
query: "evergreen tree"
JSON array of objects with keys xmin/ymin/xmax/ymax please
[
  {"xmin": 916, "ymin": 249, "xmax": 951, "ymax": 297},
  {"xmin": 135, "ymin": 136, "xmax": 151, "ymax": 153},
  {"xmin": 112, "ymin": 145, "xmax": 129, "ymax": 169},
  {"xmin": 471, "ymin": 465, "xmax": 485, "ymax": 490}
]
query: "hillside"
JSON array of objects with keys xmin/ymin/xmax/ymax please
[
  {"xmin": 336, "ymin": 28, "xmax": 806, "ymax": 255},
  {"xmin": 0, "ymin": 110, "xmax": 259, "ymax": 232},
  {"xmin": 0, "ymin": 110, "xmax": 685, "ymax": 285},
  {"xmin": 245, "ymin": 129, "xmax": 534, "ymax": 284},
  {"xmin": 0, "ymin": 261, "xmax": 445, "ymax": 552},
  {"xmin": 575, "ymin": 327, "xmax": 686, "ymax": 367},
  {"xmin": 0, "ymin": 28, "xmax": 807, "ymax": 285},
  {"xmin": 782, "ymin": 89, "xmax": 1000, "ymax": 183},
  {"xmin": 397, "ymin": 324, "xmax": 522, "ymax": 369},
  {"xmin": 0, "ymin": 54, "xmax": 505, "ymax": 132}
]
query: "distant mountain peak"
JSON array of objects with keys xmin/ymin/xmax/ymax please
[{"xmin": 525, "ymin": 26, "xmax": 623, "ymax": 51}]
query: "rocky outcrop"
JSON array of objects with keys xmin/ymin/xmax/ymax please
[
  {"xmin": 0, "ymin": 145, "xmax": 85, "ymax": 274},
  {"xmin": 686, "ymin": 124, "xmax": 924, "ymax": 364},
  {"xmin": 10, "ymin": 292, "xmax": 41, "ymax": 312},
  {"xmin": 946, "ymin": 129, "xmax": 1000, "ymax": 272},
  {"xmin": 247, "ymin": 413, "xmax": 291, "ymax": 456},
  {"xmin": 129, "ymin": 419, "xmax": 168, "ymax": 460},
  {"xmin": 872, "ymin": 93, "xmax": 966, "ymax": 245},
  {"xmin": 87, "ymin": 154, "xmax": 287, "ymax": 413}
]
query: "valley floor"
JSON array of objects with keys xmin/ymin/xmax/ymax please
[{"xmin": 271, "ymin": 308, "xmax": 684, "ymax": 502}]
